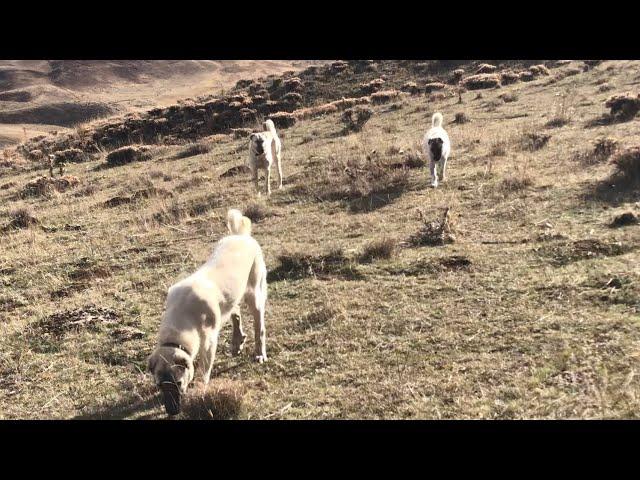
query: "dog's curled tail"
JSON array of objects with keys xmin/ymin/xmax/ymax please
[
  {"xmin": 227, "ymin": 209, "xmax": 252, "ymax": 236},
  {"xmin": 264, "ymin": 119, "xmax": 277, "ymax": 135},
  {"xmin": 432, "ymin": 112, "xmax": 443, "ymax": 128}
]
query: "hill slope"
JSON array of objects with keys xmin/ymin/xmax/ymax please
[
  {"xmin": 0, "ymin": 60, "xmax": 639, "ymax": 419},
  {"xmin": 0, "ymin": 60, "xmax": 327, "ymax": 146}
]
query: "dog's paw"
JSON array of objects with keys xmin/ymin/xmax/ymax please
[{"xmin": 254, "ymin": 354, "xmax": 268, "ymax": 364}]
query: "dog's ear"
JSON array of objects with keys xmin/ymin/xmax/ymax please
[
  {"xmin": 427, "ymin": 138, "xmax": 433, "ymax": 145},
  {"xmin": 147, "ymin": 353, "xmax": 156, "ymax": 373},
  {"xmin": 249, "ymin": 134, "xmax": 255, "ymax": 141},
  {"xmin": 173, "ymin": 354, "xmax": 189, "ymax": 369}
]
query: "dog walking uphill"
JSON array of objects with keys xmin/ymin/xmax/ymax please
[{"xmin": 422, "ymin": 112, "xmax": 451, "ymax": 188}]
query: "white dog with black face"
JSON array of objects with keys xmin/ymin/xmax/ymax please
[
  {"xmin": 147, "ymin": 209, "xmax": 268, "ymax": 416},
  {"xmin": 422, "ymin": 112, "xmax": 451, "ymax": 188},
  {"xmin": 248, "ymin": 119, "xmax": 283, "ymax": 195}
]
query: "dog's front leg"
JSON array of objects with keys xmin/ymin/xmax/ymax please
[
  {"xmin": 200, "ymin": 330, "xmax": 220, "ymax": 385},
  {"xmin": 252, "ymin": 166, "xmax": 260, "ymax": 195},
  {"xmin": 265, "ymin": 166, "xmax": 272, "ymax": 196},
  {"xmin": 430, "ymin": 158, "xmax": 439, "ymax": 188},
  {"xmin": 231, "ymin": 307, "xmax": 247, "ymax": 356}
]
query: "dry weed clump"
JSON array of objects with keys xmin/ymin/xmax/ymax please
[
  {"xmin": 180, "ymin": 380, "xmax": 247, "ymax": 420},
  {"xmin": 424, "ymin": 82, "xmax": 448, "ymax": 93},
  {"xmin": 499, "ymin": 92, "xmax": 519, "ymax": 103},
  {"xmin": 610, "ymin": 146, "xmax": 640, "ymax": 186},
  {"xmin": 475, "ymin": 63, "xmax": 497, "ymax": 74},
  {"xmin": 609, "ymin": 212, "xmax": 638, "ymax": 228},
  {"xmin": 173, "ymin": 142, "xmax": 211, "ymax": 159},
  {"xmin": 22, "ymin": 175, "xmax": 80, "ymax": 197},
  {"xmin": 520, "ymin": 132, "xmax": 551, "ymax": 151},
  {"xmin": 409, "ymin": 207, "xmax": 456, "ymax": 247},
  {"xmin": 359, "ymin": 78, "xmax": 386, "ymax": 95},
  {"xmin": 605, "ymin": 93, "xmax": 640, "ymax": 121},
  {"xmin": 461, "ymin": 74, "xmax": 501, "ymax": 90},
  {"xmin": 401, "ymin": 81, "xmax": 421, "ymax": 95},
  {"xmin": 576, "ymin": 137, "xmax": 619, "ymax": 165},
  {"xmin": 105, "ymin": 145, "xmax": 152, "ymax": 166},
  {"xmin": 269, "ymin": 248, "xmax": 362, "ymax": 281},
  {"xmin": 500, "ymin": 172, "xmax": 534, "ymax": 192},
  {"xmin": 269, "ymin": 111, "xmax": 297, "ymax": 128},
  {"xmin": 3, "ymin": 206, "xmax": 39, "ymax": 231},
  {"xmin": 359, "ymin": 237, "xmax": 397, "ymax": 263},
  {"xmin": 341, "ymin": 107, "xmax": 373, "ymax": 133},
  {"xmin": 243, "ymin": 202, "xmax": 273, "ymax": 223},
  {"xmin": 370, "ymin": 90, "xmax": 402, "ymax": 104},
  {"xmin": 500, "ymin": 71, "xmax": 522, "ymax": 85},
  {"xmin": 454, "ymin": 112, "xmax": 470, "ymax": 124}
]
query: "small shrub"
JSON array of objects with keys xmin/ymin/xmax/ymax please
[
  {"xmin": 174, "ymin": 142, "xmax": 211, "ymax": 159},
  {"xmin": 270, "ymin": 248, "xmax": 362, "ymax": 281},
  {"xmin": 605, "ymin": 93, "xmax": 640, "ymax": 121},
  {"xmin": 409, "ymin": 208, "xmax": 456, "ymax": 247},
  {"xmin": 243, "ymin": 202, "xmax": 273, "ymax": 223},
  {"xmin": 546, "ymin": 116, "xmax": 570, "ymax": 128},
  {"xmin": 610, "ymin": 146, "xmax": 640, "ymax": 186},
  {"xmin": 105, "ymin": 146, "xmax": 152, "ymax": 166},
  {"xmin": 461, "ymin": 74, "xmax": 501, "ymax": 90},
  {"xmin": 359, "ymin": 238, "xmax": 397, "ymax": 263},
  {"xmin": 4, "ymin": 207, "xmax": 39, "ymax": 230},
  {"xmin": 22, "ymin": 175, "xmax": 80, "ymax": 197},
  {"xmin": 499, "ymin": 92, "xmax": 518, "ymax": 103},
  {"xmin": 609, "ymin": 212, "xmax": 638, "ymax": 228},
  {"xmin": 454, "ymin": 112, "xmax": 470, "ymax": 124},
  {"xmin": 500, "ymin": 175, "xmax": 534, "ymax": 192},
  {"xmin": 180, "ymin": 381, "xmax": 246, "ymax": 420},
  {"xmin": 521, "ymin": 132, "xmax": 551, "ymax": 151},
  {"xmin": 341, "ymin": 107, "xmax": 373, "ymax": 133},
  {"xmin": 575, "ymin": 138, "xmax": 619, "ymax": 165},
  {"xmin": 489, "ymin": 141, "xmax": 508, "ymax": 156}
]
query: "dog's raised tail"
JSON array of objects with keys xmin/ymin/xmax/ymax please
[
  {"xmin": 432, "ymin": 112, "xmax": 443, "ymax": 128},
  {"xmin": 227, "ymin": 209, "xmax": 252, "ymax": 236},
  {"xmin": 264, "ymin": 119, "xmax": 277, "ymax": 135}
]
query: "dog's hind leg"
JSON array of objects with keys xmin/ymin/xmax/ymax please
[
  {"xmin": 245, "ymin": 270, "xmax": 267, "ymax": 363},
  {"xmin": 440, "ymin": 156, "xmax": 448, "ymax": 182},
  {"xmin": 430, "ymin": 158, "xmax": 439, "ymax": 188},
  {"xmin": 274, "ymin": 143, "xmax": 283, "ymax": 189},
  {"xmin": 230, "ymin": 305, "xmax": 246, "ymax": 356}
]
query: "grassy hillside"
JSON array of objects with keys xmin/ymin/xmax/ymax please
[
  {"xmin": 0, "ymin": 60, "xmax": 639, "ymax": 419},
  {"xmin": 0, "ymin": 61, "xmax": 327, "ymax": 147}
]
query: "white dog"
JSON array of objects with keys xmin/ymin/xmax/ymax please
[
  {"xmin": 147, "ymin": 209, "xmax": 268, "ymax": 415},
  {"xmin": 248, "ymin": 119, "xmax": 283, "ymax": 195},
  {"xmin": 422, "ymin": 112, "xmax": 451, "ymax": 188}
]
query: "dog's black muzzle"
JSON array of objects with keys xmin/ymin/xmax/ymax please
[{"xmin": 160, "ymin": 381, "xmax": 182, "ymax": 416}]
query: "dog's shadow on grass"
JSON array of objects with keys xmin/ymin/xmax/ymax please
[{"xmin": 73, "ymin": 389, "xmax": 166, "ymax": 420}]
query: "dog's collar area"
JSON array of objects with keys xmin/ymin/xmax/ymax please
[{"xmin": 161, "ymin": 342, "xmax": 191, "ymax": 357}]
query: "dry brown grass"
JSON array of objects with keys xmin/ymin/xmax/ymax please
[{"xmin": 1, "ymin": 60, "xmax": 640, "ymax": 420}]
